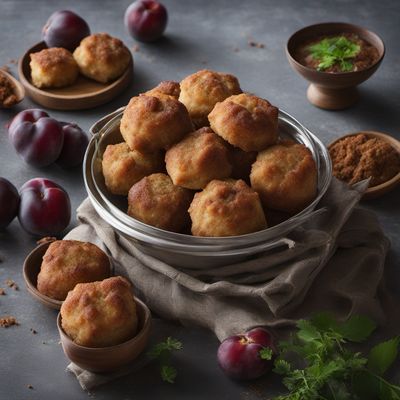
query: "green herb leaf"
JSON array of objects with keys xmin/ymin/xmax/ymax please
[
  {"xmin": 308, "ymin": 36, "xmax": 360, "ymax": 72},
  {"xmin": 273, "ymin": 359, "xmax": 292, "ymax": 375},
  {"xmin": 147, "ymin": 337, "xmax": 182, "ymax": 384},
  {"xmin": 337, "ymin": 315, "xmax": 376, "ymax": 342},
  {"xmin": 259, "ymin": 347, "xmax": 273, "ymax": 360},
  {"xmin": 271, "ymin": 313, "xmax": 400, "ymax": 400},
  {"xmin": 311, "ymin": 312, "xmax": 338, "ymax": 332},
  {"xmin": 367, "ymin": 336, "xmax": 400, "ymax": 375},
  {"xmin": 160, "ymin": 365, "xmax": 177, "ymax": 384},
  {"xmin": 296, "ymin": 319, "xmax": 321, "ymax": 342},
  {"xmin": 147, "ymin": 337, "xmax": 183, "ymax": 359}
]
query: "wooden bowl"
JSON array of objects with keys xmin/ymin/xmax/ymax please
[
  {"xmin": 286, "ymin": 22, "xmax": 385, "ymax": 110},
  {"xmin": 23, "ymin": 241, "xmax": 112, "ymax": 310},
  {"xmin": 18, "ymin": 42, "xmax": 133, "ymax": 110},
  {"xmin": 57, "ymin": 297, "xmax": 152, "ymax": 372},
  {"xmin": 329, "ymin": 131, "xmax": 400, "ymax": 199},
  {"xmin": 0, "ymin": 68, "xmax": 25, "ymax": 107}
]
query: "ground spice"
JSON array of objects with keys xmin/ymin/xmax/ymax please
[
  {"xmin": 329, "ymin": 133, "xmax": 400, "ymax": 186},
  {"xmin": 0, "ymin": 73, "xmax": 18, "ymax": 107}
]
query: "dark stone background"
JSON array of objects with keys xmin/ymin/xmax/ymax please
[{"xmin": 0, "ymin": 0, "xmax": 399, "ymax": 398}]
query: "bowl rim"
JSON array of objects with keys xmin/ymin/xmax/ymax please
[
  {"xmin": 328, "ymin": 131, "xmax": 400, "ymax": 196},
  {"xmin": 87, "ymin": 108, "xmax": 332, "ymax": 245},
  {"xmin": 23, "ymin": 241, "xmax": 63, "ymax": 309},
  {"xmin": 23, "ymin": 240, "xmax": 113, "ymax": 309},
  {"xmin": 286, "ymin": 21, "xmax": 386, "ymax": 77},
  {"xmin": 57, "ymin": 296, "xmax": 152, "ymax": 351}
]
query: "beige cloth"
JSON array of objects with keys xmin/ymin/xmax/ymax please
[{"xmin": 64, "ymin": 178, "xmax": 391, "ymax": 389}]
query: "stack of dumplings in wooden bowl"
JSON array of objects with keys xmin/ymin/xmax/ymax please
[
  {"xmin": 29, "ymin": 33, "xmax": 131, "ymax": 89},
  {"xmin": 101, "ymin": 69, "xmax": 318, "ymax": 237}
]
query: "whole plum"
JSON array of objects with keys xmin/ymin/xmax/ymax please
[
  {"xmin": 0, "ymin": 178, "xmax": 20, "ymax": 229},
  {"xmin": 217, "ymin": 327, "xmax": 276, "ymax": 380},
  {"xmin": 42, "ymin": 10, "xmax": 90, "ymax": 51},
  {"xmin": 8, "ymin": 109, "xmax": 64, "ymax": 167},
  {"xmin": 18, "ymin": 178, "xmax": 71, "ymax": 236},
  {"xmin": 124, "ymin": 0, "xmax": 168, "ymax": 42},
  {"xmin": 56, "ymin": 122, "xmax": 89, "ymax": 168}
]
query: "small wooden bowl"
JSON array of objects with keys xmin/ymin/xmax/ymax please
[
  {"xmin": 18, "ymin": 42, "xmax": 133, "ymax": 110},
  {"xmin": 23, "ymin": 241, "xmax": 113, "ymax": 310},
  {"xmin": 329, "ymin": 131, "xmax": 400, "ymax": 199},
  {"xmin": 0, "ymin": 68, "xmax": 25, "ymax": 107},
  {"xmin": 286, "ymin": 22, "xmax": 385, "ymax": 110},
  {"xmin": 57, "ymin": 297, "xmax": 152, "ymax": 372}
]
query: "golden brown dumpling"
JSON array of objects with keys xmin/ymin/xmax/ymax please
[
  {"xmin": 209, "ymin": 93, "xmax": 278, "ymax": 152},
  {"xmin": 189, "ymin": 179, "xmax": 267, "ymax": 237},
  {"xmin": 102, "ymin": 142, "xmax": 164, "ymax": 195},
  {"xmin": 120, "ymin": 94, "xmax": 193, "ymax": 153},
  {"xmin": 179, "ymin": 69, "xmax": 242, "ymax": 127},
  {"xmin": 250, "ymin": 141, "xmax": 317, "ymax": 213},
  {"xmin": 127, "ymin": 173, "xmax": 193, "ymax": 232},
  {"xmin": 61, "ymin": 276, "xmax": 138, "ymax": 347},
  {"xmin": 37, "ymin": 240, "xmax": 110, "ymax": 301},
  {"xmin": 30, "ymin": 47, "xmax": 79, "ymax": 88},
  {"xmin": 165, "ymin": 127, "xmax": 232, "ymax": 189},
  {"xmin": 73, "ymin": 33, "xmax": 130, "ymax": 83}
]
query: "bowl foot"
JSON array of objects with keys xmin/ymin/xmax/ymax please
[{"xmin": 307, "ymin": 84, "xmax": 359, "ymax": 110}]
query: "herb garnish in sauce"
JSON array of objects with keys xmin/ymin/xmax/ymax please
[{"xmin": 308, "ymin": 36, "xmax": 361, "ymax": 72}]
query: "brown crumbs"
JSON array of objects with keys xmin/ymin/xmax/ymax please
[
  {"xmin": 30, "ymin": 328, "xmax": 37, "ymax": 334},
  {"xmin": 0, "ymin": 288, "xmax": 5, "ymax": 295},
  {"xmin": 0, "ymin": 316, "xmax": 19, "ymax": 327},
  {"xmin": 0, "ymin": 73, "xmax": 18, "ymax": 107},
  {"xmin": 248, "ymin": 40, "xmax": 265, "ymax": 49},
  {"xmin": 36, "ymin": 236, "xmax": 57, "ymax": 245},
  {"xmin": 27, "ymin": 384, "xmax": 34, "ymax": 390},
  {"xmin": 132, "ymin": 44, "xmax": 140, "ymax": 52},
  {"xmin": 5, "ymin": 279, "xmax": 18, "ymax": 290}
]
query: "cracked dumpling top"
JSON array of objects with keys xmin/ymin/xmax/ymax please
[
  {"xmin": 209, "ymin": 93, "xmax": 279, "ymax": 152},
  {"xmin": 165, "ymin": 127, "xmax": 232, "ymax": 190},
  {"xmin": 37, "ymin": 240, "xmax": 110, "ymax": 301},
  {"xmin": 73, "ymin": 33, "xmax": 131, "ymax": 83},
  {"xmin": 30, "ymin": 47, "xmax": 79, "ymax": 88},
  {"xmin": 250, "ymin": 141, "xmax": 317, "ymax": 213},
  {"xmin": 61, "ymin": 276, "xmax": 138, "ymax": 347},
  {"xmin": 179, "ymin": 69, "xmax": 242, "ymax": 128},
  {"xmin": 189, "ymin": 179, "xmax": 267, "ymax": 237},
  {"xmin": 120, "ymin": 93, "xmax": 193, "ymax": 153}
]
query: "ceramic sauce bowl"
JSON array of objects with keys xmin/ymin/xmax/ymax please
[{"xmin": 286, "ymin": 22, "xmax": 385, "ymax": 110}]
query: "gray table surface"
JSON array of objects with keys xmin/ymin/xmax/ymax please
[{"xmin": 0, "ymin": 0, "xmax": 399, "ymax": 399}]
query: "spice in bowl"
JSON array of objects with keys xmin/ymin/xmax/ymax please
[
  {"xmin": 0, "ymin": 72, "xmax": 18, "ymax": 107},
  {"xmin": 296, "ymin": 34, "xmax": 380, "ymax": 73},
  {"xmin": 329, "ymin": 133, "xmax": 400, "ymax": 187}
]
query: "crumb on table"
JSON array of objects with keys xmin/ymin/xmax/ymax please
[{"xmin": 0, "ymin": 316, "xmax": 19, "ymax": 328}]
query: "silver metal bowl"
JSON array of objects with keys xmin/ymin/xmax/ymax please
[{"xmin": 84, "ymin": 108, "xmax": 332, "ymax": 269}]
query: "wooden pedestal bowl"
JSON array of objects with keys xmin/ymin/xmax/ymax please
[{"xmin": 286, "ymin": 22, "xmax": 385, "ymax": 110}]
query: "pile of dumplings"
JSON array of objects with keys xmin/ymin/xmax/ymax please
[{"xmin": 101, "ymin": 69, "xmax": 318, "ymax": 237}]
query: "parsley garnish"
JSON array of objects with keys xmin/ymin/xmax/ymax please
[
  {"xmin": 259, "ymin": 347, "xmax": 273, "ymax": 360},
  {"xmin": 147, "ymin": 337, "xmax": 183, "ymax": 383},
  {"xmin": 308, "ymin": 36, "xmax": 360, "ymax": 72},
  {"xmin": 272, "ymin": 313, "xmax": 400, "ymax": 399}
]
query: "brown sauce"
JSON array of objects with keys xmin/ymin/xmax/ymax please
[{"xmin": 296, "ymin": 33, "xmax": 380, "ymax": 73}]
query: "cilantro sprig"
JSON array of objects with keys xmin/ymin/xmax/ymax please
[
  {"xmin": 147, "ymin": 337, "xmax": 183, "ymax": 384},
  {"xmin": 272, "ymin": 313, "xmax": 400, "ymax": 400},
  {"xmin": 308, "ymin": 36, "xmax": 360, "ymax": 72}
]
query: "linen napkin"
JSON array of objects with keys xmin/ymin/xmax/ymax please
[{"xmin": 64, "ymin": 178, "xmax": 391, "ymax": 389}]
